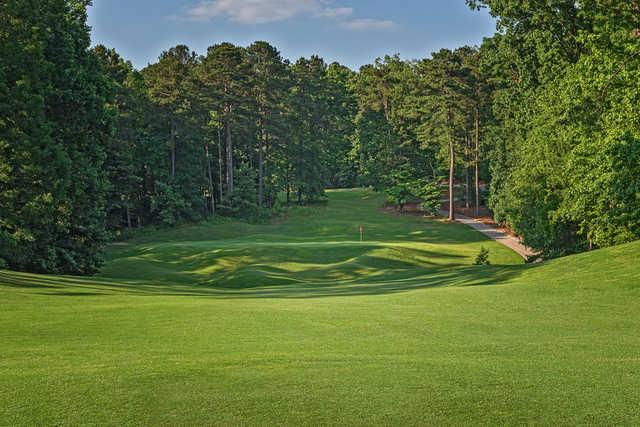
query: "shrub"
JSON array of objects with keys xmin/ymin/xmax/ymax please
[
  {"xmin": 474, "ymin": 246, "xmax": 491, "ymax": 265},
  {"xmin": 150, "ymin": 182, "xmax": 188, "ymax": 227},
  {"xmin": 386, "ymin": 184, "xmax": 414, "ymax": 212},
  {"xmin": 412, "ymin": 181, "xmax": 441, "ymax": 216},
  {"xmin": 220, "ymin": 163, "xmax": 258, "ymax": 219}
]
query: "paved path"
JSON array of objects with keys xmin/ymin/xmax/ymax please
[{"xmin": 441, "ymin": 211, "xmax": 536, "ymax": 259}]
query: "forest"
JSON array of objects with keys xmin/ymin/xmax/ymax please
[{"xmin": 1, "ymin": 0, "xmax": 639, "ymax": 274}]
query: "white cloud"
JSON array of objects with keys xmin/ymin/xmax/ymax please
[
  {"xmin": 340, "ymin": 18, "xmax": 397, "ymax": 31},
  {"xmin": 316, "ymin": 7, "xmax": 353, "ymax": 19},
  {"xmin": 180, "ymin": 0, "xmax": 397, "ymax": 31},
  {"xmin": 183, "ymin": 0, "xmax": 353, "ymax": 24}
]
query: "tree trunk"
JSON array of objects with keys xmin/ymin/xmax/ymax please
[
  {"xmin": 475, "ymin": 110, "xmax": 480, "ymax": 217},
  {"xmin": 126, "ymin": 205, "xmax": 132, "ymax": 229},
  {"xmin": 225, "ymin": 115, "xmax": 234, "ymax": 193},
  {"xmin": 465, "ymin": 131, "xmax": 471, "ymax": 210},
  {"xmin": 448, "ymin": 111, "xmax": 455, "ymax": 221},
  {"xmin": 449, "ymin": 142, "xmax": 455, "ymax": 221},
  {"xmin": 205, "ymin": 142, "xmax": 215, "ymax": 215},
  {"xmin": 258, "ymin": 120, "xmax": 265, "ymax": 208},
  {"xmin": 265, "ymin": 132, "xmax": 271, "ymax": 208},
  {"xmin": 170, "ymin": 119, "xmax": 176, "ymax": 179},
  {"xmin": 286, "ymin": 168, "xmax": 291, "ymax": 206},
  {"xmin": 218, "ymin": 127, "xmax": 223, "ymax": 203}
]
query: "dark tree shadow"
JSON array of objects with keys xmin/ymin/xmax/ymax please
[{"xmin": 0, "ymin": 263, "xmax": 532, "ymax": 300}]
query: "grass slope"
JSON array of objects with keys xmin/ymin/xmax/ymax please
[{"xmin": 1, "ymin": 189, "xmax": 639, "ymax": 425}]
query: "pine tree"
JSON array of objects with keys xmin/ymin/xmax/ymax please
[
  {"xmin": 416, "ymin": 48, "xmax": 475, "ymax": 221},
  {"xmin": 246, "ymin": 42, "xmax": 290, "ymax": 208},
  {"xmin": 199, "ymin": 43, "xmax": 250, "ymax": 195},
  {"xmin": 93, "ymin": 45, "xmax": 144, "ymax": 231}
]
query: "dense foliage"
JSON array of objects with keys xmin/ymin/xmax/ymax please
[
  {"xmin": 0, "ymin": 0, "xmax": 111, "ymax": 274},
  {"xmin": 0, "ymin": 2, "xmax": 357, "ymax": 273},
  {"xmin": 468, "ymin": 0, "xmax": 640, "ymax": 257},
  {"xmin": 352, "ymin": 1, "xmax": 640, "ymax": 259},
  {"xmin": 1, "ymin": 0, "xmax": 639, "ymax": 273}
]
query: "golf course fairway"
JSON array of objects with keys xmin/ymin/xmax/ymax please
[{"xmin": 1, "ymin": 189, "xmax": 639, "ymax": 425}]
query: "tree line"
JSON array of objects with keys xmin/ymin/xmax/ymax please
[
  {"xmin": 1, "ymin": 0, "xmax": 639, "ymax": 274},
  {"xmin": 0, "ymin": 1, "xmax": 356, "ymax": 274},
  {"xmin": 468, "ymin": 0, "xmax": 640, "ymax": 257},
  {"xmin": 98, "ymin": 43, "xmax": 357, "ymax": 229},
  {"xmin": 350, "ymin": 0, "xmax": 640, "ymax": 259}
]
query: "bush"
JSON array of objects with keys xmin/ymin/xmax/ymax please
[
  {"xmin": 474, "ymin": 246, "xmax": 491, "ymax": 265},
  {"xmin": 385, "ymin": 184, "xmax": 414, "ymax": 212},
  {"xmin": 383, "ymin": 165, "xmax": 442, "ymax": 215},
  {"xmin": 413, "ymin": 181, "xmax": 441, "ymax": 216},
  {"xmin": 150, "ymin": 182, "xmax": 188, "ymax": 227},
  {"xmin": 220, "ymin": 163, "xmax": 258, "ymax": 219}
]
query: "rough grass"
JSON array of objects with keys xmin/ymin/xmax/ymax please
[{"xmin": 1, "ymin": 189, "xmax": 639, "ymax": 425}]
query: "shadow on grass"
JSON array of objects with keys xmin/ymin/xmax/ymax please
[
  {"xmin": 1, "ymin": 189, "xmax": 529, "ymax": 299},
  {"xmin": 99, "ymin": 243, "xmax": 471, "ymax": 290},
  {"xmin": 0, "ymin": 263, "xmax": 531, "ymax": 300}
]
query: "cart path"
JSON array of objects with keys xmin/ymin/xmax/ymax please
[{"xmin": 441, "ymin": 211, "xmax": 536, "ymax": 259}]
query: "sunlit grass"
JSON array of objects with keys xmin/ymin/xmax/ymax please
[
  {"xmin": 96, "ymin": 189, "xmax": 521, "ymax": 289},
  {"xmin": 1, "ymin": 189, "xmax": 639, "ymax": 425}
]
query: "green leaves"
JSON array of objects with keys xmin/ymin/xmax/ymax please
[
  {"xmin": 384, "ymin": 166, "xmax": 441, "ymax": 215},
  {"xmin": 475, "ymin": 0, "xmax": 640, "ymax": 257},
  {"xmin": 0, "ymin": 0, "xmax": 111, "ymax": 274}
]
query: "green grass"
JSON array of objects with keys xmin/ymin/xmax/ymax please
[{"xmin": 1, "ymin": 189, "xmax": 639, "ymax": 425}]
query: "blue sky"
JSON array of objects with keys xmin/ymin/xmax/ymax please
[{"xmin": 87, "ymin": 0, "xmax": 496, "ymax": 70}]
